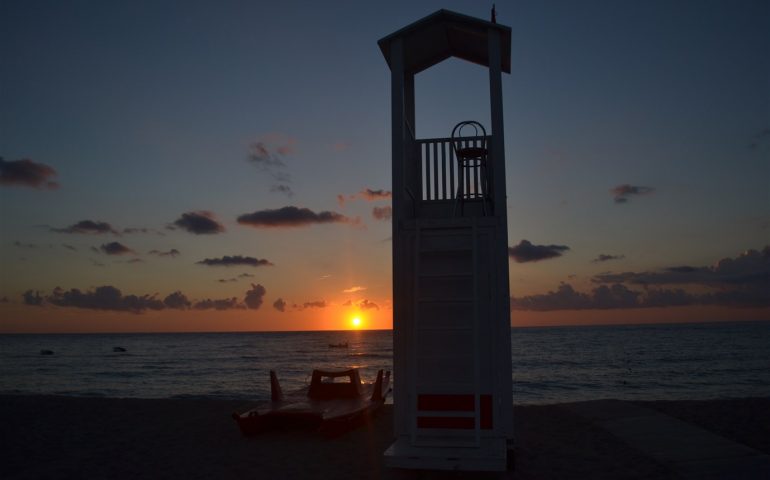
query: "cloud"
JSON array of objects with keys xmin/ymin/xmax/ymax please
[
  {"xmin": 508, "ymin": 240, "xmax": 570, "ymax": 263},
  {"xmin": 217, "ymin": 278, "xmax": 238, "ymax": 283},
  {"xmin": 22, "ymin": 290, "xmax": 44, "ymax": 306},
  {"xmin": 296, "ymin": 300, "xmax": 327, "ymax": 310},
  {"xmin": 244, "ymin": 284, "xmax": 266, "ymax": 310},
  {"xmin": 52, "ymin": 220, "xmax": 118, "ymax": 235},
  {"xmin": 513, "ymin": 247, "xmax": 770, "ymax": 311},
  {"xmin": 357, "ymin": 299, "xmax": 380, "ymax": 310},
  {"xmin": 592, "ymin": 254, "xmax": 625, "ymax": 263},
  {"xmin": 61, "ymin": 244, "xmax": 77, "ymax": 251},
  {"xmin": 0, "ymin": 157, "xmax": 59, "ymax": 189},
  {"xmin": 511, "ymin": 281, "xmax": 770, "ymax": 310},
  {"xmin": 273, "ymin": 298, "xmax": 286, "ymax": 312},
  {"xmin": 163, "ymin": 291, "xmax": 191, "ymax": 309},
  {"xmin": 196, "ymin": 255, "xmax": 273, "ymax": 267},
  {"xmin": 343, "ymin": 285, "xmax": 366, "ymax": 293},
  {"xmin": 611, "ymin": 184, "xmax": 654, "ymax": 204},
  {"xmin": 239, "ymin": 273, "xmax": 255, "ymax": 278},
  {"xmin": 592, "ymin": 246, "xmax": 770, "ymax": 288},
  {"xmin": 338, "ymin": 188, "xmax": 392, "ymax": 206},
  {"xmin": 342, "ymin": 298, "xmax": 380, "ymax": 310},
  {"xmin": 99, "ymin": 242, "xmax": 135, "ymax": 255},
  {"xmin": 237, "ymin": 206, "xmax": 358, "ymax": 228},
  {"xmin": 372, "ymin": 206, "xmax": 392, "ymax": 221},
  {"xmin": 13, "ymin": 241, "xmax": 37, "ymax": 249},
  {"xmin": 193, "ymin": 297, "xmax": 242, "ymax": 310},
  {"xmin": 148, "ymin": 249, "xmax": 180, "ymax": 257},
  {"xmin": 45, "ymin": 286, "xmax": 164, "ymax": 313},
  {"xmin": 247, "ymin": 135, "xmax": 296, "ymax": 182},
  {"xmin": 270, "ymin": 184, "xmax": 294, "ymax": 197},
  {"xmin": 172, "ymin": 211, "xmax": 225, "ymax": 234}
]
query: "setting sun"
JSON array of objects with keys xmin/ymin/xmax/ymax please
[{"xmin": 351, "ymin": 316, "xmax": 362, "ymax": 328}]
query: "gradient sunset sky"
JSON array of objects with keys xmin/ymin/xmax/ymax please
[{"xmin": 1, "ymin": 0, "xmax": 768, "ymax": 333}]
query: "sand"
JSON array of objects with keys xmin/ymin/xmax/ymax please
[{"xmin": 1, "ymin": 395, "xmax": 768, "ymax": 479}]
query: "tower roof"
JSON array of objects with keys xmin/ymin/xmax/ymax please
[{"xmin": 378, "ymin": 9, "xmax": 511, "ymax": 74}]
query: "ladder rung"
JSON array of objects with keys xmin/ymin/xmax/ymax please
[
  {"xmin": 418, "ymin": 297, "xmax": 474, "ymax": 303},
  {"xmin": 416, "ymin": 411, "xmax": 477, "ymax": 418},
  {"xmin": 418, "ymin": 273, "xmax": 472, "ymax": 279}
]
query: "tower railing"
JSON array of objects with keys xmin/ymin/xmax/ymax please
[{"xmin": 416, "ymin": 135, "xmax": 491, "ymax": 202}]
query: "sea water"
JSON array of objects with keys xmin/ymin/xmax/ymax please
[{"xmin": 1, "ymin": 321, "xmax": 768, "ymax": 404}]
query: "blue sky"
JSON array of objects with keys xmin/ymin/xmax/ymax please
[{"xmin": 1, "ymin": 0, "xmax": 768, "ymax": 332}]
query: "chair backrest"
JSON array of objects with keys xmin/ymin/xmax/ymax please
[
  {"xmin": 451, "ymin": 121, "xmax": 487, "ymax": 159},
  {"xmin": 307, "ymin": 369, "xmax": 363, "ymax": 399}
]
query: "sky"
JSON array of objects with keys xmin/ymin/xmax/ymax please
[{"xmin": 1, "ymin": 0, "xmax": 768, "ymax": 333}]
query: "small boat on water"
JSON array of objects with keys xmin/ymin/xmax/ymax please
[
  {"xmin": 232, "ymin": 368, "xmax": 391, "ymax": 436},
  {"xmin": 328, "ymin": 341, "xmax": 348, "ymax": 348}
]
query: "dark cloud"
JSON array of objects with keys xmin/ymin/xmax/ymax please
[
  {"xmin": 99, "ymin": 242, "xmax": 134, "ymax": 255},
  {"xmin": 172, "ymin": 211, "xmax": 225, "ymax": 235},
  {"xmin": 61, "ymin": 244, "xmax": 77, "ymax": 251},
  {"xmin": 592, "ymin": 254, "xmax": 625, "ymax": 263},
  {"xmin": 163, "ymin": 291, "xmax": 191, "ymax": 309},
  {"xmin": 270, "ymin": 184, "xmax": 294, "ymax": 197},
  {"xmin": 508, "ymin": 240, "xmax": 570, "ymax": 263},
  {"xmin": 0, "ymin": 157, "xmax": 59, "ymax": 189},
  {"xmin": 196, "ymin": 255, "xmax": 273, "ymax": 267},
  {"xmin": 237, "ymin": 206, "xmax": 358, "ymax": 228},
  {"xmin": 13, "ymin": 241, "xmax": 37, "ymax": 249},
  {"xmin": 592, "ymin": 247, "xmax": 770, "ymax": 288},
  {"xmin": 511, "ymin": 281, "xmax": 770, "ymax": 310},
  {"xmin": 192, "ymin": 297, "xmax": 242, "ymax": 310},
  {"xmin": 125, "ymin": 258, "xmax": 144, "ymax": 264},
  {"xmin": 244, "ymin": 284, "xmax": 266, "ymax": 310},
  {"xmin": 45, "ymin": 286, "xmax": 164, "ymax": 313},
  {"xmin": 218, "ymin": 278, "xmax": 238, "ymax": 283},
  {"xmin": 22, "ymin": 290, "xmax": 44, "ymax": 306},
  {"xmin": 239, "ymin": 273, "xmax": 255, "ymax": 278},
  {"xmin": 372, "ymin": 206, "xmax": 392, "ymax": 221},
  {"xmin": 273, "ymin": 298, "xmax": 286, "ymax": 312},
  {"xmin": 52, "ymin": 220, "xmax": 118, "ymax": 235},
  {"xmin": 514, "ymin": 247, "xmax": 770, "ymax": 311},
  {"xmin": 148, "ymin": 249, "xmax": 180, "ymax": 257},
  {"xmin": 611, "ymin": 184, "xmax": 654, "ymax": 204}
]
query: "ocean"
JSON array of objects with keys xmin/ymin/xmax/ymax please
[{"xmin": 1, "ymin": 321, "xmax": 768, "ymax": 404}]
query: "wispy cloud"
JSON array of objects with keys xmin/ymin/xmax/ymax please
[
  {"xmin": 749, "ymin": 128, "xmax": 770, "ymax": 149},
  {"xmin": 148, "ymin": 249, "xmax": 180, "ymax": 257},
  {"xmin": 0, "ymin": 157, "xmax": 59, "ymax": 189},
  {"xmin": 343, "ymin": 285, "xmax": 366, "ymax": 293},
  {"xmin": 508, "ymin": 240, "xmax": 569, "ymax": 263},
  {"xmin": 172, "ymin": 211, "xmax": 225, "ymax": 235},
  {"xmin": 372, "ymin": 206, "xmax": 392, "ymax": 221},
  {"xmin": 237, "ymin": 206, "xmax": 359, "ymax": 228},
  {"xmin": 247, "ymin": 134, "xmax": 296, "ymax": 183},
  {"xmin": 611, "ymin": 184, "xmax": 654, "ymax": 204},
  {"xmin": 196, "ymin": 255, "xmax": 273, "ymax": 267},
  {"xmin": 337, "ymin": 188, "xmax": 392, "ymax": 207},
  {"xmin": 592, "ymin": 254, "xmax": 625, "ymax": 263}
]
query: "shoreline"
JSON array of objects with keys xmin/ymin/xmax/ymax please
[{"xmin": 2, "ymin": 395, "xmax": 767, "ymax": 479}]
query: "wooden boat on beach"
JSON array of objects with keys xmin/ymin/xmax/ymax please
[{"xmin": 232, "ymin": 368, "xmax": 391, "ymax": 436}]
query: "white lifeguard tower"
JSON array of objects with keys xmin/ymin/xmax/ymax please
[{"xmin": 379, "ymin": 10, "xmax": 513, "ymax": 472}]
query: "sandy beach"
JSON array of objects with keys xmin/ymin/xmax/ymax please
[{"xmin": 1, "ymin": 395, "xmax": 768, "ymax": 479}]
